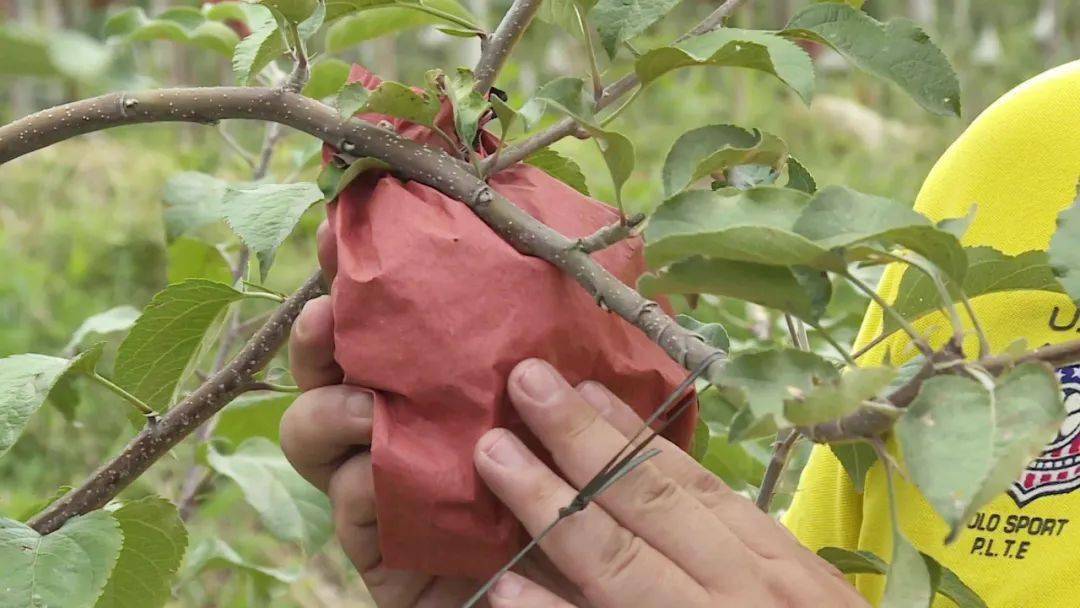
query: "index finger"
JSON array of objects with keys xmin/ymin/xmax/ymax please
[{"xmin": 317, "ymin": 220, "xmax": 337, "ymax": 283}]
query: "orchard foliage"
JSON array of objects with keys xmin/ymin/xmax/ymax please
[{"xmin": 0, "ymin": 0, "xmax": 1078, "ymax": 607}]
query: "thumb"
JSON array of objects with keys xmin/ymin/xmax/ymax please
[{"xmin": 487, "ymin": 572, "xmax": 578, "ymax": 608}]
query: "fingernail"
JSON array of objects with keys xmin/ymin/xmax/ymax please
[
  {"xmin": 491, "ymin": 572, "xmax": 524, "ymax": 599},
  {"xmin": 345, "ymin": 391, "xmax": 373, "ymax": 419},
  {"xmin": 482, "ymin": 430, "xmax": 530, "ymax": 468},
  {"xmin": 516, "ymin": 360, "xmax": 561, "ymax": 403}
]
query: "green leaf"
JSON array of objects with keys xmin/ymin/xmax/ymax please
[
  {"xmin": 325, "ymin": 0, "xmax": 478, "ymax": 50},
  {"xmin": 94, "ymin": 497, "xmax": 188, "ymax": 608},
  {"xmin": 785, "ymin": 156, "xmax": 816, "ymax": 194},
  {"xmin": 636, "ymin": 28, "xmax": 815, "ymax": 102},
  {"xmin": 106, "ymin": 7, "xmax": 239, "ymax": 56},
  {"xmin": 162, "ymin": 172, "xmax": 227, "ymax": 242},
  {"xmin": 182, "ymin": 538, "xmax": 299, "ymax": 585},
  {"xmin": 690, "ymin": 419, "xmax": 710, "ymax": 461},
  {"xmin": 699, "ymin": 424, "xmax": 769, "ymax": 490},
  {"xmin": 662, "ymin": 124, "xmax": 788, "ymax": 197},
  {"xmin": 167, "ymin": 238, "xmax": 233, "ymax": 284},
  {"xmin": 589, "ymin": 128, "xmax": 635, "ymax": 207},
  {"xmin": 445, "ymin": 68, "xmax": 491, "ymax": 148},
  {"xmin": 784, "ymin": 366, "xmax": 895, "ymax": 426},
  {"xmin": 302, "ymin": 58, "xmax": 351, "ymax": 99},
  {"xmin": 336, "ymin": 82, "xmax": 371, "ymax": 117},
  {"xmin": 297, "ymin": 1, "xmax": 328, "ymax": 40},
  {"xmin": 714, "ymin": 347, "xmax": 838, "ymax": 426},
  {"xmin": 0, "ymin": 348, "xmax": 102, "ymax": 459},
  {"xmin": 0, "ymin": 26, "xmax": 54, "ymax": 77},
  {"xmin": 203, "ymin": 1, "xmax": 250, "ymax": 23},
  {"xmin": 819, "ymin": 546, "xmax": 986, "ymax": 608},
  {"xmin": 214, "ymin": 393, "xmax": 296, "ymax": 446},
  {"xmin": 936, "ymin": 204, "xmax": 977, "ymax": 241},
  {"xmin": 783, "ymin": 3, "xmax": 960, "ymax": 116},
  {"xmin": 0, "ymin": 511, "xmax": 123, "ymax": 608},
  {"xmin": 362, "ymin": 81, "xmax": 441, "ymax": 127},
  {"xmin": 531, "ymin": 76, "xmax": 596, "ymax": 123},
  {"xmin": 817, "ymin": 546, "xmax": 886, "ymax": 574},
  {"xmin": 644, "ymin": 187, "xmax": 826, "ymax": 268},
  {"xmin": 207, "ymin": 438, "xmax": 332, "ymax": 552},
  {"xmin": 1048, "ymin": 187, "xmax": 1080, "ymax": 301},
  {"xmin": 897, "ymin": 363, "xmax": 1065, "ymax": 540},
  {"xmin": 936, "ymin": 560, "xmax": 989, "ymax": 608},
  {"xmin": 831, "ymin": 441, "xmax": 876, "ymax": 493},
  {"xmin": 793, "ymin": 185, "xmax": 967, "ymax": 281},
  {"xmin": 887, "ymin": 247, "xmax": 1063, "ymax": 336},
  {"xmin": 881, "ymin": 533, "xmax": 938, "ymax": 608},
  {"xmin": 317, "ymin": 158, "xmax": 390, "ymax": 204},
  {"xmin": 675, "ymin": 314, "xmax": 730, "ymax": 351},
  {"xmin": 220, "ymin": 182, "xmax": 324, "ymax": 280},
  {"xmin": 591, "ymin": 0, "xmax": 681, "ymax": 58},
  {"xmin": 524, "ymin": 149, "xmax": 590, "ymax": 195},
  {"xmin": 639, "ymin": 257, "xmax": 832, "ymax": 322},
  {"xmin": 233, "ymin": 6, "xmax": 284, "ymax": 85},
  {"xmin": 65, "ymin": 307, "xmax": 141, "ymax": 353},
  {"xmin": 260, "ymin": 0, "xmax": 319, "ymax": 22},
  {"xmin": 538, "ymin": 0, "xmax": 597, "ymax": 36},
  {"xmin": 114, "ymin": 280, "xmax": 243, "ymax": 411},
  {"xmin": 48, "ymin": 31, "xmax": 113, "ymax": 80}
]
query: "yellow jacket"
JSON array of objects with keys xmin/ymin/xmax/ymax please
[{"xmin": 785, "ymin": 60, "xmax": 1080, "ymax": 607}]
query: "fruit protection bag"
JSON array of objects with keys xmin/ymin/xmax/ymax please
[{"xmin": 324, "ymin": 65, "xmax": 697, "ymax": 578}]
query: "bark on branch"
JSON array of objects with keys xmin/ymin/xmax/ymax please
[
  {"xmin": 473, "ymin": 0, "xmax": 545, "ymax": 93},
  {"xmin": 478, "ymin": 0, "xmax": 749, "ymax": 175},
  {"xmin": 0, "ymin": 86, "xmax": 729, "ymax": 390},
  {"xmin": 27, "ymin": 271, "xmax": 326, "ymax": 534}
]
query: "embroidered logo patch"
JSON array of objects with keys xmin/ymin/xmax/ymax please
[{"xmin": 1009, "ymin": 364, "xmax": 1080, "ymax": 506}]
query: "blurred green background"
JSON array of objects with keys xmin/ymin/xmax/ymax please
[{"xmin": 0, "ymin": 0, "xmax": 1076, "ymax": 605}]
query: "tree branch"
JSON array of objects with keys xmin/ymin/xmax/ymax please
[
  {"xmin": 575, "ymin": 213, "xmax": 645, "ymax": 253},
  {"xmin": 473, "ymin": 0, "xmax": 545, "ymax": 93},
  {"xmin": 0, "ymin": 86, "xmax": 729, "ymax": 394},
  {"xmin": 478, "ymin": 0, "xmax": 749, "ymax": 175},
  {"xmin": 756, "ymin": 429, "xmax": 799, "ymax": 512},
  {"xmin": 803, "ymin": 338, "xmax": 1080, "ymax": 443},
  {"xmin": 27, "ymin": 271, "xmax": 326, "ymax": 535}
]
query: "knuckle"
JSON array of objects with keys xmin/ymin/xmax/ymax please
[
  {"xmin": 587, "ymin": 527, "xmax": 645, "ymax": 591},
  {"xmin": 558, "ymin": 404, "xmax": 603, "ymax": 444},
  {"xmin": 630, "ymin": 473, "xmax": 682, "ymax": 514}
]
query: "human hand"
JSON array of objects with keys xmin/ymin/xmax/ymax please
[
  {"xmin": 473, "ymin": 359, "xmax": 869, "ymax": 608},
  {"xmin": 279, "ymin": 222, "xmax": 584, "ymax": 607}
]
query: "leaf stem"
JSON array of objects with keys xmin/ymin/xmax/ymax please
[
  {"xmin": 953, "ymin": 287, "xmax": 992, "ymax": 358},
  {"xmin": 599, "ymin": 86, "xmax": 642, "ymax": 127},
  {"xmin": 574, "ymin": 4, "xmax": 605, "ymax": 101},
  {"xmin": 243, "ymin": 291, "xmax": 287, "ymax": 304},
  {"xmin": 87, "ymin": 372, "xmax": 160, "ymax": 420},
  {"xmin": 878, "ymin": 250, "xmax": 966, "ymax": 352},
  {"xmin": 842, "ymin": 270, "xmax": 934, "ymax": 358},
  {"xmin": 807, "ymin": 319, "xmax": 858, "ymax": 367}
]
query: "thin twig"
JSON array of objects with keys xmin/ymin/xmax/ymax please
[
  {"xmin": 756, "ymin": 429, "xmax": 799, "ymax": 512},
  {"xmin": 478, "ymin": 0, "xmax": 749, "ymax": 175},
  {"xmin": 473, "ymin": 0, "xmax": 544, "ymax": 93},
  {"xmin": 574, "ymin": 213, "xmax": 644, "ymax": 253},
  {"xmin": 28, "ymin": 271, "xmax": 326, "ymax": 534},
  {"xmin": 216, "ymin": 123, "xmax": 257, "ymax": 168}
]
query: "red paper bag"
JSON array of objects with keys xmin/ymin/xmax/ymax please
[{"xmin": 326, "ymin": 66, "xmax": 697, "ymax": 579}]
